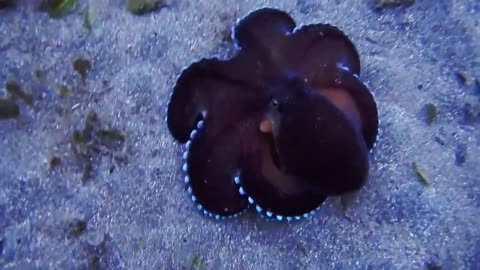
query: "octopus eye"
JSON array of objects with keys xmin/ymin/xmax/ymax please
[
  {"xmin": 270, "ymin": 98, "xmax": 282, "ymax": 112},
  {"xmin": 271, "ymin": 98, "xmax": 279, "ymax": 107}
]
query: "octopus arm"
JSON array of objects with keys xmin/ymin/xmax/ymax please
[
  {"xmin": 274, "ymin": 91, "xmax": 370, "ymax": 195},
  {"xmin": 233, "ymin": 8, "xmax": 296, "ymax": 58},
  {"xmin": 287, "ymin": 24, "xmax": 361, "ymax": 78},
  {"xmin": 184, "ymin": 113, "xmax": 251, "ymax": 216},
  {"xmin": 167, "ymin": 58, "xmax": 262, "ymax": 143},
  {"xmin": 240, "ymin": 151, "xmax": 328, "ymax": 217},
  {"xmin": 310, "ymin": 69, "xmax": 378, "ymax": 149},
  {"xmin": 234, "ymin": 118, "xmax": 327, "ymax": 217}
]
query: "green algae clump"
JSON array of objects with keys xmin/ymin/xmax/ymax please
[
  {"xmin": 127, "ymin": 0, "xmax": 166, "ymax": 15},
  {"xmin": 39, "ymin": 0, "xmax": 76, "ymax": 18}
]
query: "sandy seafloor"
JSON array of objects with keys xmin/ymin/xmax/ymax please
[{"xmin": 0, "ymin": 0, "xmax": 479, "ymax": 269}]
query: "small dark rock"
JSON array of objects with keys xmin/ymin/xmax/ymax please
[
  {"xmin": 373, "ymin": 0, "xmax": 416, "ymax": 10},
  {"xmin": 72, "ymin": 58, "xmax": 92, "ymax": 81},
  {"xmin": 433, "ymin": 136, "xmax": 446, "ymax": 146},
  {"xmin": 0, "ymin": 98, "xmax": 19, "ymax": 119},
  {"xmin": 67, "ymin": 218, "xmax": 87, "ymax": 237},
  {"xmin": 5, "ymin": 80, "xmax": 33, "ymax": 105},
  {"xmin": 365, "ymin": 36, "xmax": 379, "ymax": 44},
  {"xmin": 82, "ymin": 163, "xmax": 93, "ymax": 183},
  {"xmin": 59, "ymin": 84, "xmax": 71, "ymax": 97},
  {"xmin": 96, "ymin": 129, "xmax": 125, "ymax": 144},
  {"xmin": 455, "ymin": 71, "xmax": 468, "ymax": 85},
  {"xmin": 425, "ymin": 262, "xmax": 442, "ymax": 270},
  {"xmin": 423, "ymin": 103, "xmax": 438, "ymax": 124},
  {"xmin": 48, "ymin": 156, "xmax": 62, "ymax": 169},
  {"xmin": 88, "ymin": 256, "xmax": 100, "ymax": 270},
  {"xmin": 34, "ymin": 69, "xmax": 45, "ymax": 80},
  {"xmin": 455, "ymin": 143, "xmax": 467, "ymax": 166}
]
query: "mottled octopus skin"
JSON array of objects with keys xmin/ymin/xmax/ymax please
[{"xmin": 167, "ymin": 8, "xmax": 378, "ymax": 220}]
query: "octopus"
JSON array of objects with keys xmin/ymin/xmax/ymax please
[{"xmin": 167, "ymin": 8, "xmax": 378, "ymax": 221}]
